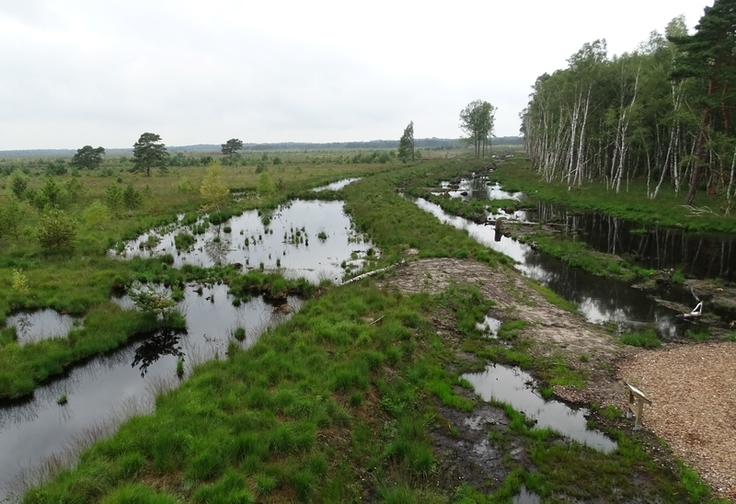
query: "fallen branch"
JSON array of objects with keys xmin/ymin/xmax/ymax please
[
  {"xmin": 342, "ymin": 260, "xmax": 406, "ymax": 285},
  {"xmin": 679, "ymin": 204, "xmax": 717, "ymax": 217}
]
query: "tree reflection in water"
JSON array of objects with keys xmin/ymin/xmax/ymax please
[
  {"xmin": 204, "ymin": 236, "xmax": 231, "ymax": 266},
  {"xmin": 132, "ymin": 329, "xmax": 184, "ymax": 378}
]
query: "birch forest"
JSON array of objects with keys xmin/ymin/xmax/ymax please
[{"xmin": 521, "ymin": 0, "xmax": 736, "ymax": 209}]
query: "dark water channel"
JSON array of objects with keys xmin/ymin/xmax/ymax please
[
  {"xmin": 0, "ymin": 285, "xmax": 301, "ymax": 499},
  {"xmin": 525, "ymin": 202, "xmax": 736, "ymax": 282},
  {"xmin": 112, "ymin": 200, "xmax": 375, "ymax": 283},
  {"xmin": 463, "ymin": 364, "xmax": 617, "ymax": 453},
  {"xmin": 414, "ymin": 197, "xmax": 687, "ymax": 337},
  {"xmin": 449, "ymin": 177, "xmax": 736, "ymax": 282}
]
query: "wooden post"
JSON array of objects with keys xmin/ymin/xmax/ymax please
[{"xmin": 625, "ymin": 381, "xmax": 652, "ymax": 430}]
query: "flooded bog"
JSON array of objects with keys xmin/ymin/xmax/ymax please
[
  {"xmin": 112, "ymin": 200, "xmax": 376, "ymax": 283},
  {"xmin": 412, "ymin": 197, "xmax": 683, "ymax": 337},
  {"xmin": 0, "ymin": 284, "xmax": 300, "ymax": 499},
  {"xmin": 462, "ymin": 364, "xmax": 617, "ymax": 453}
]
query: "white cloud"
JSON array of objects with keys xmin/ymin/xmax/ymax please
[{"xmin": 0, "ymin": 0, "xmax": 707, "ymax": 149}]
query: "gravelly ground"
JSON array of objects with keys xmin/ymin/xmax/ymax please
[{"xmin": 618, "ymin": 342, "xmax": 736, "ymax": 501}]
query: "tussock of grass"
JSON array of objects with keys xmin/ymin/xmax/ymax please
[{"xmin": 621, "ymin": 329, "xmax": 662, "ymax": 348}]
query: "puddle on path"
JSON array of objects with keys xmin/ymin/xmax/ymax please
[
  {"xmin": 462, "ymin": 364, "xmax": 617, "ymax": 453},
  {"xmin": 312, "ymin": 178, "xmax": 361, "ymax": 191},
  {"xmin": 2, "ymin": 310, "xmax": 77, "ymax": 345},
  {"xmin": 412, "ymin": 197, "xmax": 684, "ymax": 337},
  {"xmin": 513, "ymin": 486, "xmax": 541, "ymax": 504},
  {"xmin": 112, "ymin": 200, "xmax": 375, "ymax": 283},
  {"xmin": 0, "ymin": 284, "xmax": 301, "ymax": 499},
  {"xmin": 476, "ymin": 316, "xmax": 502, "ymax": 338}
]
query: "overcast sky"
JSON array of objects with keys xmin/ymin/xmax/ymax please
[{"xmin": 0, "ymin": 1, "xmax": 708, "ymax": 150}]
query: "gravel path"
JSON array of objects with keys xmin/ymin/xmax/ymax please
[{"xmin": 618, "ymin": 342, "xmax": 736, "ymax": 501}]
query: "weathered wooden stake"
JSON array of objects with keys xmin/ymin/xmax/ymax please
[{"xmin": 625, "ymin": 381, "xmax": 652, "ymax": 430}]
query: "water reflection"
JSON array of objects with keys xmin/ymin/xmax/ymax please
[
  {"xmin": 524, "ymin": 202, "xmax": 736, "ymax": 281},
  {"xmin": 438, "ymin": 177, "xmax": 523, "ymax": 201},
  {"xmin": 132, "ymin": 330, "xmax": 184, "ymax": 378},
  {"xmin": 463, "ymin": 364, "xmax": 617, "ymax": 453},
  {"xmin": 513, "ymin": 486, "xmax": 541, "ymax": 504},
  {"xmin": 446, "ymin": 177, "xmax": 736, "ymax": 282},
  {"xmin": 312, "ymin": 178, "xmax": 361, "ymax": 191},
  {"xmin": 0, "ymin": 284, "xmax": 301, "ymax": 499},
  {"xmin": 412, "ymin": 197, "xmax": 684, "ymax": 337},
  {"xmin": 112, "ymin": 200, "xmax": 375, "ymax": 283},
  {"xmin": 3, "ymin": 310, "xmax": 77, "ymax": 345}
]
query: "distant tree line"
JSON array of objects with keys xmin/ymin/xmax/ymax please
[{"xmin": 522, "ymin": 1, "xmax": 736, "ymax": 208}]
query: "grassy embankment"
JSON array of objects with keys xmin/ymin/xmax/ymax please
[
  {"xmin": 14, "ymin": 158, "xmax": 726, "ymax": 503},
  {"xmin": 0, "ymin": 154, "xmax": 392, "ymax": 399},
  {"xmin": 491, "ymin": 155, "xmax": 736, "ymax": 234}
]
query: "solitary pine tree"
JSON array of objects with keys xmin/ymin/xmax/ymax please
[
  {"xmin": 221, "ymin": 138, "xmax": 244, "ymax": 158},
  {"xmin": 398, "ymin": 121, "xmax": 415, "ymax": 162},
  {"xmin": 132, "ymin": 133, "xmax": 169, "ymax": 177},
  {"xmin": 71, "ymin": 145, "xmax": 105, "ymax": 170}
]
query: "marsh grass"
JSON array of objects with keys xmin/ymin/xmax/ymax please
[
  {"xmin": 6, "ymin": 156, "xmax": 723, "ymax": 503},
  {"xmin": 621, "ymin": 329, "xmax": 662, "ymax": 348}
]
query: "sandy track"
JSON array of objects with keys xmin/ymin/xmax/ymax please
[{"xmin": 618, "ymin": 342, "xmax": 736, "ymax": 501}]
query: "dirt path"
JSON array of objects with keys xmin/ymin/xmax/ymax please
[
  {"xmin": 382, "ymin": 257, "xmax": 621, "ymax": 373},
  {"xmin": 383, "ymin": 257, "xmax": 735, "ymax": 502}
]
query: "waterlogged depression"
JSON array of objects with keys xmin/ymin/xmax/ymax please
[
  {"xmin": 0, "ymin": 285, "xmax": 301, "ymax": 499},
  {"xmin": 412, "ymin": 197, "xmax": 684, "ymax": 338},
  {"xmin": 463, "ymin": 364, "xmax": 617, "ymax": 453},
  {"xmin": 2, "ymin": 310, "xmax": 77, "ymax": 345},
  {"xmin": 112, "ymin": 200, "xmax": 375, "ymax": 283}
]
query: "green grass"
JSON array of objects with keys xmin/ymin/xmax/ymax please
[
  {"xmin": 686, "ymin": 328, "xmax": 711, "ymax": 341},
  {"xmin": 491, "ymin": 156, "xmax": 736, "ymax": 234},
  {"xmin": 5, "ymin": 154, "xmax": 725, "ymax": 503},
  {"xmin": 621, "ymin": 329, "xmax": 662, "ymax": 348}
]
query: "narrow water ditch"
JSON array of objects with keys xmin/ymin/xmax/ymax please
[
  {"xmin": 462, "ymin": 364, "xmax": 617, "ymax": 453},
  {"xmin": 312, "ymin": 178, "xmax": 361, "ymax": 191},
  {"xmin": 445, "ymin": 176, "xmax": 736, "ymax": 282},
  {"xmin": 412, "ymin": 197, "xmax": 689, "ymax": 337},
  {"xmin": 0, "ymin": 285, "xmax": 301, "ymax": 499}
]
